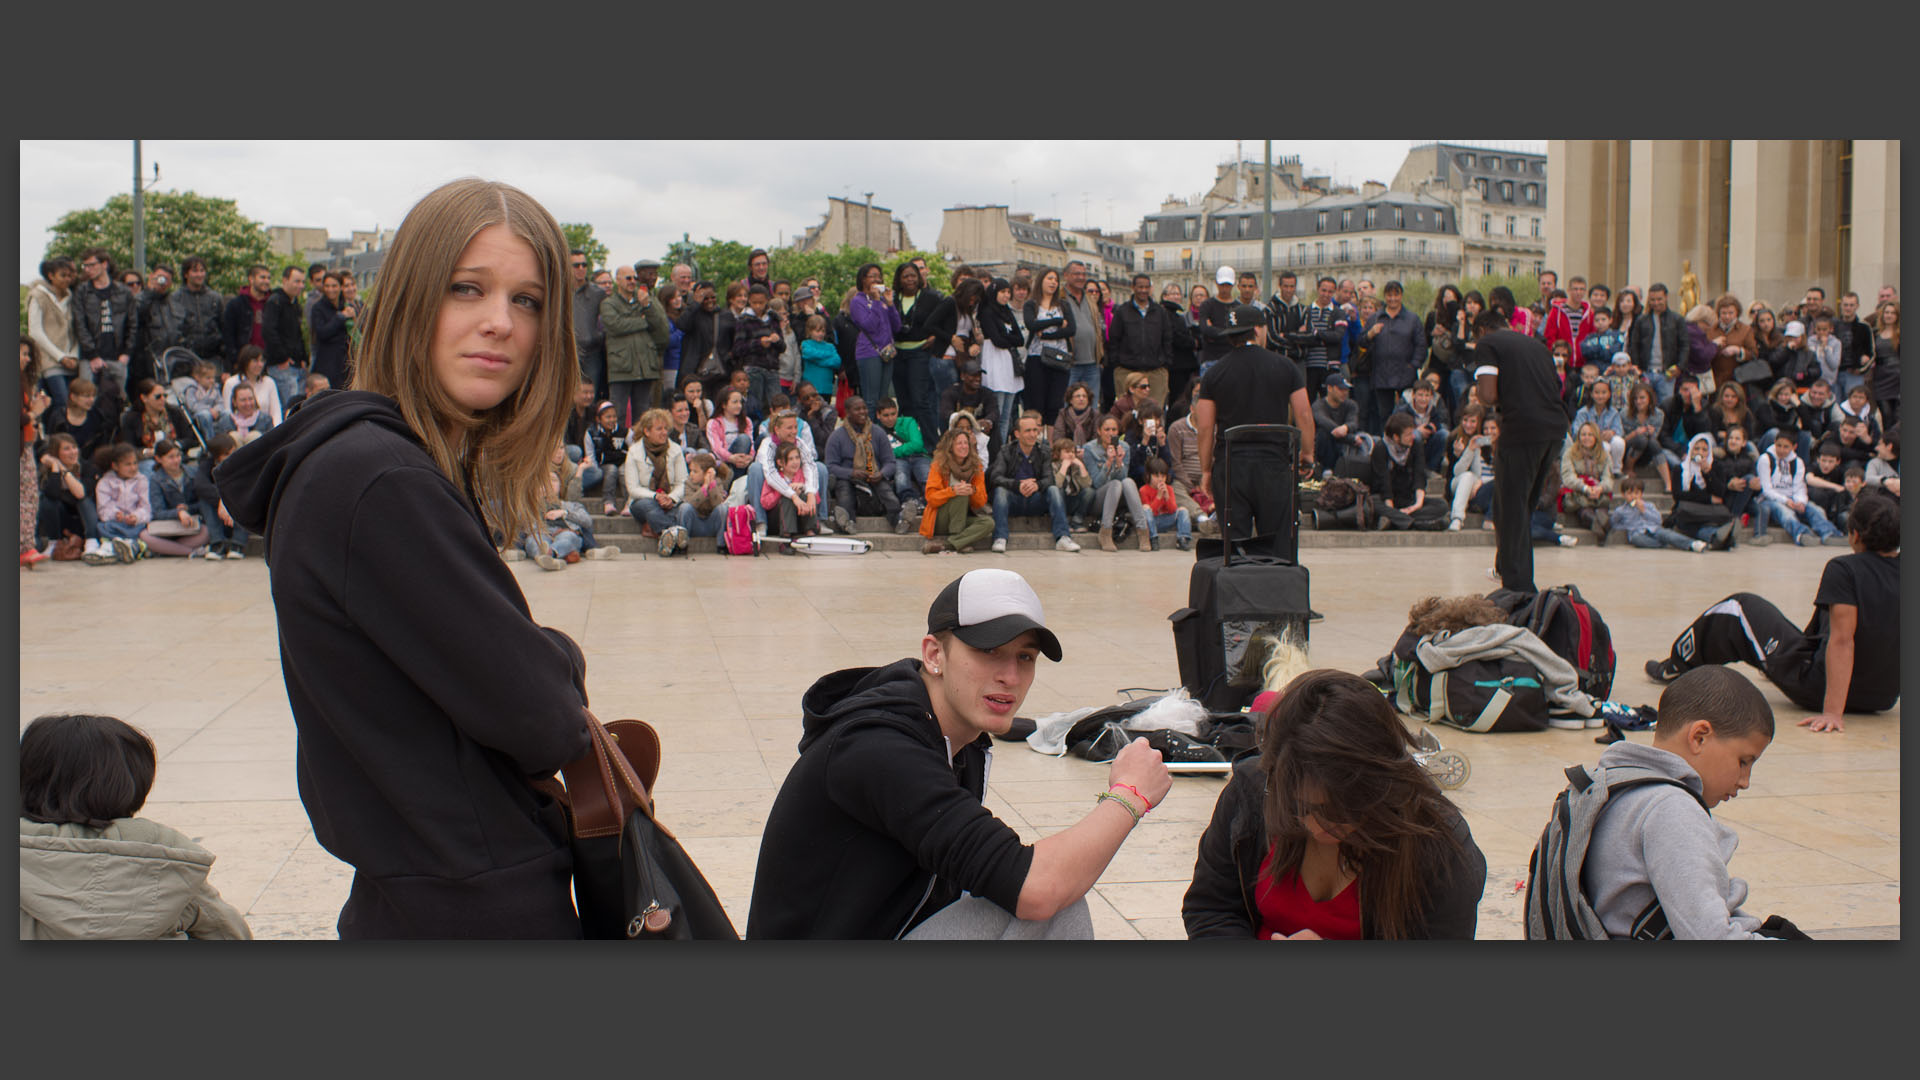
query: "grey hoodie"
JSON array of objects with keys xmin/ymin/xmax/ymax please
[
  {"xmin": 1582, "ymin": 742, "xmax": 1770, "ymax": 940},
  {"xmin": 20, "ymin": 817, "xmax": 252, "ymax": 940},
  {"xmin": 1414, "ymin": 623, "xmax": 1597, "ymax": 717}
]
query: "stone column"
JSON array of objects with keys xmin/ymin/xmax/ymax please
[
  {"xmin": 1628, "ymin": 140, "xmax": 1729, "ymax": 308},
  {"xmin": 1848, "ymin": 140, "xmax": 1900, "ymax": 304},
  {"xmin": 1549, "ymin": 140, "xmax": 1630, "ymax": 291},
  {"xmin": 1728, "ymin": 141, "xmax": 1845, "ymax": 311}
]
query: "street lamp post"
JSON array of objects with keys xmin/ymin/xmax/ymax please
[
  {"xmin": 132, "ymin": 140, "xmax": 145, "ymax": 275},
  {"xmin": 1262, "ymin": 139, "xmax": 1273, "ymax": 299}
]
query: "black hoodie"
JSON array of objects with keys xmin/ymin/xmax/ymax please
[
  {"xmin": 745, "ymin": 658, "xmax": 1033, "ymax": 939},
  {"xmin": 215, "ymin": 390, "xmax": 591, "ymax": 938}
]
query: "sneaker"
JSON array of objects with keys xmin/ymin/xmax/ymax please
[
  {"xmin": 1054, "ymin": 535, "xmax": 1082, "ymax": 552},
  {"xmin": 188, "ymin": 545, "xmax": 209, "ymax": 559},
  {"xmin": 534, "ymin": 553, "xmax": 564, "ymax": 571},
  {"xmin": 1710, "ymin": 521, "xmax": 1736, "ymax": 551},
  {"xmin": 135, "ymin": 541, "xmax": 152, "ymax": 560},
  {"xmin": 1749, "ymin": 533, "xmax": 1773, "ymax": 547},
  {"xmin": 990, "ymin": 537, "xmax": 1007, "ymax": 553},
  {"xmin": 1644, "ymin": 658, "xmax": 1681, "ymax": 684},
  {"xmin": 1176, "ymin": 536, "xmax": 1192, "ymax": 552},
  {"xmin": 586, "ymin": 545, "xmax": 622, "ymax": 560},
  {"xmin": 1585, "ymin": 714, "xmax": 1610, "ymax": 729},
  {"xmin": 1555, "ymin": 534, "xmax": 1579, "ymax": 547},
  {"xmin": 1793, "ymin": 532, "xmax": 1811, "ymax": 547},
  {"xmin": 502, "ymin": 549, "xmax": 527, "ymax": 562},
  {"xmin": 1820, "ymin": 534, "xmax": 1849, "ymax": 547},
  {"xmin": 830, "ymin": 505, "xmax": 855, "ymax": 535},
  {"xmin": 226, "ymin": 548, "xmax": 246, "ymax": 560},
  {"xmin": 1447, "ymin": 518, "xmax": 1462, "ymax": 531},
  {"xmin": 1690, "ymin": 540, "xmax": 1708, "ymax": 552},
  {"xmin": 1547, "ymin": 717, "xmax": 1588, "ymax": 731},
  {"xmin": 110, "ymin": 537, "xmax": 136, "ymax": 563}
]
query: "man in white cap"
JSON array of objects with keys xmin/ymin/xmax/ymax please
[
  {"xmin": 1196, "ymin": 265, "xmax": 1241, "ymax": 376},
  {"xmin": 747, "ymin": 569, "xmax": 1171, "ymax": 939}
]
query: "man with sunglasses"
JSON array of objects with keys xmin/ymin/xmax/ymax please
[{"xmin": 570, "ymin": 250, "xmax": 609, "ymax": 402}]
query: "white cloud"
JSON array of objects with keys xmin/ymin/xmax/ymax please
[{"xmin": 20, "ymin": 139, "xmax": 1542, "ymax": 281}]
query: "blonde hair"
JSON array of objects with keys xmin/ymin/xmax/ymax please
[
  {"xmin": 350, "ymin": 178, "xmax": 576, "ymax": 545},
  {"xmin": 1257, "ymin": 626, "xmax": 1312, "ymax": 696}
]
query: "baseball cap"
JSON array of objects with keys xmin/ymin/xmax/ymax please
[
  {"xmin": 958, "ymin": 360, "xmax": 983, "ymax": 376},
  {"xmin": 1222, "ymin": 302, "xmax": 1265, "ymax": 333},
  {"xmin": 927, "ymin": 569, "xmax": 1062, "ymax": 661},
  {"xmin": 1215, "ymin": 265, "xmax": 1236, "ymax": 285},
  {"xmin": 1611, "ymin": 351, "xmax": 1632, "ymax": 366},
  {"xmin": 793, "ymin": 286, "xmax": 815, "ymax": 302},
  {"xmin": 1325, "ymin": 372, "xmax": 1350, "ymax": 390},
  {"xmin": 1784, "ymin": 320, "xmax": 1806, "ymax": 337}
]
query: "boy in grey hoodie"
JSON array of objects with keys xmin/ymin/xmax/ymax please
[{"xmin": 1584, "ymin": 667, "xmax": 1781, "ymax": 939}]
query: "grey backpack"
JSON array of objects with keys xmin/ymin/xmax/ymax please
[{"xmin": 1524, "ymin": 762, "xmax": 1707, "ymax": 940}]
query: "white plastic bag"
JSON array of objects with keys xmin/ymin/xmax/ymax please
[
  {"xmin": 1123, "ymin": 689, "xmax": 1206, "ymax": 737},
  {"xmin": 1025, "ymin": 706, "xmax": 1099, "ymax": 757}
]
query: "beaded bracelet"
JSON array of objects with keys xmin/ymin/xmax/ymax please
[
  {"xmin": 1095, "ymin": 790, "xmax": 1143, "ymax": 823},
  {"xmin": 1109, "ymin": 782, "xmax": 1154, "ymax": 812}
]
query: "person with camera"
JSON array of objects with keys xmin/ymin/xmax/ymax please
[{"xmin": 748, "ymin": 569, "xmax": 1170, "ymax": 939}]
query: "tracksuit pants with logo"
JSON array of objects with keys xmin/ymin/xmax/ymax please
[{"xmin": 1661, "ymin": 592, "xmax": 1822, "ymax": 712}]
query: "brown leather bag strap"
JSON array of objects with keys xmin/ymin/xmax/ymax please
[{"xmin": 557, "ymin": 710, "xmax": 659, "ymax": 839}]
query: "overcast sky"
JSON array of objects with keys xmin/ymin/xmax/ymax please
[{"xmin": 19, "ymin": 140, "xmax": 1545, "ymax": 283}]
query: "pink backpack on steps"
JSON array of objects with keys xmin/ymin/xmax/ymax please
[{"xmin": 722, "ymin": 505, "xmax": 759, "ymax": 556}]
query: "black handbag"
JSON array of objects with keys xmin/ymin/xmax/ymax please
[
  {"xmin": 1732, "ymin": 357, "xmax": 1773, "ymax": 385},
  {"xmin": 1035, "ymin": 345, "xmax": 1074, "ymax": 372},
  {"xmin": 559, "ymin": 713, "xmax": 739, "ymax": 940}
]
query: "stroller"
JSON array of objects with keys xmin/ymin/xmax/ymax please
[
  {"xmin": 159, "ymin": 347, "xmax": 214, "ymax": 459},
  {"xmin": 1411, "ymin": 726, "xmax": 1471, "ymax": 790}
]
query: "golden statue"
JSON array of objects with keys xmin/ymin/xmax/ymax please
[{"xmin": 1679, "ymin": 259, "xmax": 1700, "ymax": 314}]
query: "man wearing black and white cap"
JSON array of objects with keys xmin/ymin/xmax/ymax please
[
  {"xmin": 747, "ymin": 569, "xmax": 1171, "ymax": 940},
  {"xmin": 1191, "ymin": 302, "xmax": 1314, "ymax": 545}
]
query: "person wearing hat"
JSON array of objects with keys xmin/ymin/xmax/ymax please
[
  {"xmin": 1194, "ymin": 265, "xmax": 1242, "ymax": 375},
  {"xmin": 1310, "ymin": 371, "xmax": 1368, "ymax": 478},
  {"xmin": 633, "ymin": 258, "xmax": 661, "ymax": 293},
  {"xmin": 1191, "ymin": 301, "xmax": 1314, "ymax": 548},
  {"xmin": 938, "ymin": 359, "xmax": 994, "ymax": 446},
  {"xmin": 746, "ymin": 569, "xmax": 1171, "ymax": 939}
]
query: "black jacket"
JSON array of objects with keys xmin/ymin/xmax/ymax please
[
  {"xmin": 215, "ymin": 390, "xmax": 591, "ymax": 938},
  {"xmin": 118, "ymin": 403, "xmax": 199, "ymax": 456},
  {"xmin": 129, "ymin": 290, "xmax": 186, "ymax": 382},
  {"xmin": 221, "ymin": 291, "xmax": 266, "ymax": 363},
  {"xmin": 72, "ymin": 280, "xmax": 135, "ymax": 362},
  {"xmin": 894, "ymin": 287, "xmax": 945, "ymax": 351},
  {"xmin": 262, "ymin": 287, "xmax": 308, "ymax": 367},
  {"xmin": 172, "ymin": 285, "xmax": 227, "ymax": 364},
  {"xmin": 308, "ymin": 296, "xmax": 351, "ymax": 387},
  {"xmin": 746, "ymin": 658, "xmax": 1033, "ymax": 939},
  {"xmin": 1106, "ymin": 298, "xmax": 1175, "ymax": 371},
  {"xmin": 989, "ymin": 440, "xmax": 1055, "ymax": 493},
  {"xmin": 571, "ymin": 283, "xmax": 606, "ymax": 355},
  {"xmin": 978, "ymin": 299, "xmax": 1025, "ymax": 355},
  {"xmin": 675, "ymin": 304, "xmax": 721, "ymax": 379},
  {"xmin": 1182, "ymin": 758, "xmax": 1486, "ymax": 939},
  {"xmin": 1161, "ymin": 300, "xmax": 1197, "ymax": 370},
  {"xmin": 1268, "ymin": 297, "xmax": 1307, "ymax": 360},
  {"xmin": 1627, "ymin": 310, "xmax": 1690, "ymax": 376}
]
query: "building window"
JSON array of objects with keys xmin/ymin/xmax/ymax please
[
  {"xmin": 1142, "ymin": 253, "xmax": 1154, "ymax": 272},
  {"xmin": 1315, "ymin": 242, "xmax": 1325, "ymax": 264},
  {"xmin": 1362, "ymin": 238, "xmax": 1373, "ymax": 260},
  {"xmin": 1484, "ymin": 258, "xmax": 1494, "ymax": 275},
  {"xmin": 1341, "ymin": 209, "xmax": 1351, "ymax": 230},
  {"xmin": 1339, "ymin": 240, "xmax": 1350, "ymax": 262},
  {"xmin": 1508, "ymin": 260, "xmax": 1519, "ymax": 276},
  {"xmin": 1237, "ymin": 216, "xmax": 1251, "ymax": 238},
  {"xmin": 1396, "ymin": 238, "xmax": 1406, "ymax": 258},
  {"xmin": 1533, "ymin": 260, "xmax": 1543, "ymax": 276},
  {"xmin": 1316, "ymin": 211, "xmax": 1327, "ymax": 233},
  {"xmin": 1365, "ymin": 207, "xmax": 1376, "ymax": 228},
  {"xmin": 1475, "ymin": 178, "xmax": 1489, "ymax": 198},
  {"xmin": 1530, "ymin": 218, "xmax": 1541, "ymax": 239},
  {"xmin": 1182, "ymin": 219, "xmax": 1197, "ymax": 240},
  {"xmin": 1481, "ymin": 212, "xmax": 1491, "ymax": 235},
  {"xmin": 1394, "ymin": 208, "xmax": 1404, "ymax": 228},
  {"xmin": 1211, "ymin": 217, "xmax": 1226, "ymax": 240},
  {"xmin": 1463, "ymin": 153, "xmax": 1476, "ymax": 167},
  {"xmin": 1500, "ymin": 181, "xmax": 1513, "ymax": 201},
  {"xmin": 1296, "ymin": 243, "xmax": 1307, "ymax": 263},
  {"xmin": 1143, "ymin": 221, "xmax": 1158, "ymax": 242},
  {"xmin": 1506, "ymin": 215, "xmax": 1516, "ymax": 236},
  {"xmin": 1418, "ymin": 239, "xmax": 1428, "ymax": 257},
  {"xmin": 1181, "ymin": 248, "xmax": 1193, "ymax": 270},
  {"xmin": 1510, "ymin": 159, "xmax": 1524, "ymax": 172},
  {"xmin": 1524, "ymin": 184, "xmax": 1538, "ymax": 204}
]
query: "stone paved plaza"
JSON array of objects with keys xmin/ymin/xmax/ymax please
[{"xmin": 17, "ymin": 541, "xmax": 1900, "ymax": 939}]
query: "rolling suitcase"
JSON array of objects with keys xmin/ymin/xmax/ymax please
[{"xmin": 1171, "ymin": 424, "xmax": 1312, "ymax": 712}]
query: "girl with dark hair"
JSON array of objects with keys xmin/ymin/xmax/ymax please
[
  {"xmin": 847, "ymin": 263, "xmax": 900, "ymax": 423},
  {"xmin": 1612, "ymin": 289, "xmax": 1642, "ymax": 352},
  {"xmin": 1023, "ymin": 267, "xmax": 1079, "ymax": 425},
  {"xmin": 1425, "ymin": 284, "xmax": 1465, "ymax": 411},
  {"xmin": 891, "ymin": 262, "xmax": 942, "ymax": 440},
  {"xmin": 925, "ymin": 278, "xmax": 986, "ymax": 440},
  {"xmin": 19, "ymin": 713, "xmax": 252, "ymax": 938},
  {"xmin": 977, "ymin": 278, "xmax": 1026, "ymax": 448},
  {"xmin": 117, "ymin": 377, "xmax": 195, "ymax": 473},
  {"xmin": 1183, "ymin": 669, "xmax": 1486, "ymax": 939}
]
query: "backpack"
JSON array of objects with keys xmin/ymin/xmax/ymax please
[
  {"xmin": 1314, "ymin": 476, "xmax": 1365, "ymax": 511},
  {"xmin": 1489, "ymin": 584, "xmax": 1616, "ymax": 701},
  {"xmin": 1391, "ymin": 640, "xmax": 1551, "ymax": 733},
  {"xmin": 1524, "ymin": 762, "xmax": 1706, "ymax": 940},
  {"xmin": 721, "ymin": 505, "xmax": 758, "ymax": 556}
]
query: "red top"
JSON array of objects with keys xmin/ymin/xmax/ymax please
[
  {"xmin": 1141, "ymin": 482, "xmax": 1179, "ymax": 516},
  {"xmin": 1254, "ymin": 843, "xmax": 1362, "ymax": 940}
]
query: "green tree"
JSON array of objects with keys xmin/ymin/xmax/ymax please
[
  {"xmin": 42, "ymin": 189, "xmax": 276, "ymax": 296},
  {"xmin": 1455, "ymin": 272, "xmax": 1541, "ymax": 311},
  {"xmin": 675, "ymin": 239, "xmax": 755, "ymax": 294},
  {"xmin": 560, "ymin": 223, "xmax": 610, "ymax": 271}
]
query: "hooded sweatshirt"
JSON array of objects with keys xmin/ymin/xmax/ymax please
[
  {"xmin": 214, "ymin": 389, "xmax": 591, "ymax": 938},
  {"xmin": 1582, "ymin": 742, "xmax": 1771, "ymax": 940},
  {"xmin": 20, "ymin": 817, "xmax": 252, "ymax": 940},
  {"xmin": 1414, "ymin": 623, "xmax": 1597, "ymax": 717},
  {"xmin": 745, "ymin": 658, "xmax": 1033, "ymax": 939}
]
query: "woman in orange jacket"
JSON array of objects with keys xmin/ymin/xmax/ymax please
[{"xmin": 920, "ymin": 425, "xmax": 993, "ymax": 554}]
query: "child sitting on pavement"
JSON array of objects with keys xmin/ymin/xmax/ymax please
[
  {"xmin": 1609, "ymin": 477, "xmax": 1707, "ymax": 552},
  {"xmin": 1578, "ymin": 667, "xmax": 1805, "ymax": 938},
  {"xmin": 20, "ymin": 713, "xmax": 252, "ymax": 939},
  {"xmin": 1140, "ymin": 457, "xmax": 1192, "ymax": 551}
]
